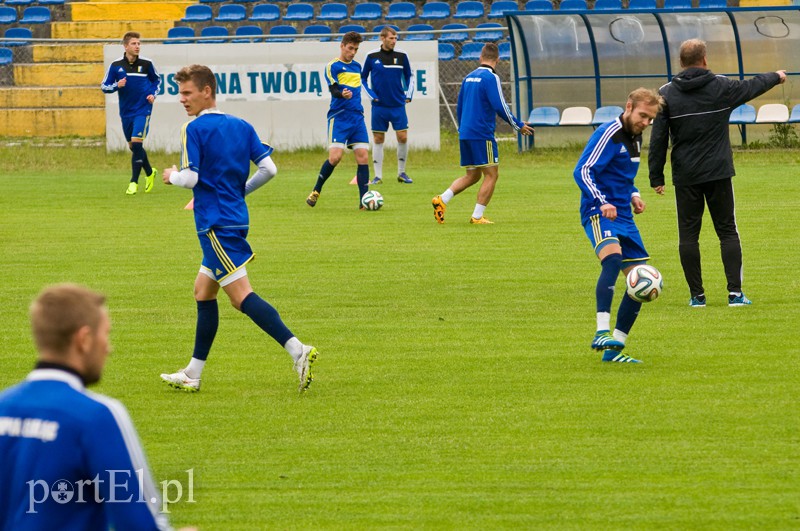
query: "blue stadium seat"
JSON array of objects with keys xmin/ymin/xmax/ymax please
[
  {"xmin": 232, "ymin": 0, "xmax": 259, "ymax": 4},
  {"xmin": 19, "ymin": 6, "xmax": 50, "ymax": 23},
  {"xmin": 250, "ymin": 4, "xmax": 280, "ymax": 21},
  {"xmin": 790, "ymin": 104, "xmax": 800, "ymax": 124},
  {"xmin": 663, "ymin": 0, "xmax": 691, "ymax": 8},
  {"xmin": 318, "ymin": 3, "xmax": 348, "ymax": 21},
  {"xmin": 200, "ymin": 25, "xmax": 228, "ymax": 43},
  {"xmin": 453, "ymin": 1, "xmax": 485, "ymax": 19},
  {"xmin": 560, "ymin": 0, "xmax": 587, "ymax": 9},
  {"xmin": 232, "ymin": 25, "xmax": 263, "ymax": 42},
  {"xmin": 268, "ymin": 25, "xmax": 298, "ymax": 42},
  {"xmin": 0, "ymin": 6, "xmax": 17, "ymax": 24},
  {"xmin": 284, "ymin": 3, "xmax": 314, "ymax": 21},
  {"xmin": 488, "ymin": 1, "xmax": 519, "ymax": 18},
  {"xmin": 0, "ymin": 47, "xmax": 12, "ymax": 65},
  {"xmin": 458, "ymin": 42, "xmax": 484, "ymax": 60},
  {"xmin": 419, "ymin": 1, "xmax": 451, "ymax": 20},
  {"xmin": 525, "ymin": 0, "xmax": 554, "ymax": 10},
  {"xmin": 351, "ymin": 2, "xmax": 382, "ymax": 21},
  {"xmin": 728, "ymin": 104, "xmax": 756, "ymax": 124},
  {"xmin": 594, "ymin": 0, "xmax": 622, "ymax": 8},
  {"xmin": 438, "ymin": 42, "xmax": 456, "ymax": 61},
  {"xmin": 303, "ymin": 24, "xmax": 332, "ymax": 41},
  {"xmin": 165, "ymin": 26, "xmax": 195, "ymax": 44},
  {"xmin": 498, "ymin": 41, "xmax": 511, "ymax": 60},
  {"xmin": 338, "ymin": 24, "xmax": 366, "ymax": 35},
  {"xmin": 592, "ymin": 105, "xmax": 624, "ymax": 125},
  {"xmin": 528, "ymin": 106, "xmax": 560, "ymax": 126},
  {"xmin": 386, "ymin": 1, "xmax": 416, "ymax": 20},
  {"xmin": 38, "ymin": 0, "xmax": 65, "ymax": 5},
  {"xmin": 474, "ymin": 23, "xmax": 504, "ymax": 42},
  {"xmin": 369, "ymin": 24, "xmax": 399, "ymax": 40},
  {"xmin": 403, "ymin": 23, "xmax": 434, "ymax": 41},
  {"xmin": 198, "ymin": 0, "xmax": 224, "ymax": 5},
  {"xmin": 182, "ymin": 4, "xmax": 212, "ymax": 22},
  {"xmin": 439, "ymin": 23, "xmax": 469, "ymax": 43},
  {"xmin": 698, "ymin": 0, "xmax": 726, "ymax": 7},
  {"xmin": 5, "ymin": 0, "xmax": 33, "ymax": 6},
  {"xmin": 3, "ymin": 27, "xmax": 32, "ymax": 46},
  {"xmin": 215, "ymin": 4, "xmax": 246, "ymax": 22},
  {"xmin": 627, "ymin": 0, "xmax": 656, "ymax": 7}
]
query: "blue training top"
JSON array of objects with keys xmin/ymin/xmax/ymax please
[
  {"xmin": 0, "ymin": 368, "xmax": 170, "ymax": 531},
  {"xmin": 361, "ymin": 46, "xmax": 413, "ymax": 108},
  {"xmin": 574, "ymin": 116, "xmax": 642, "ymax": 225},
  {"xmin": 101, "ymin": 55, "xmax": 160, "ymax": 119},
  {"xmin": 180, "ymin": 109, "xmax": 273, "ymax": 234},
  {"xmin": 325, "ymin": 57, "xmax": 366, "ymax": 119},
  {"xmin": 456, "ymin": 65, "xmax": 523, "ymax": 140}
]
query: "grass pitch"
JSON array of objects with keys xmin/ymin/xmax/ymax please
[{"xmin": 1, "ymin": 139, "xmax": 798, "ymax": 529}]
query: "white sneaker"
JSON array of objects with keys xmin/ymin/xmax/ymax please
[
  {"xmin": 160, "ymin": 369, "xmax": 201, "ymax": 392},
  {"xmin": 294, "ymin": 346, "xmax": 318, "ymax": 392}
]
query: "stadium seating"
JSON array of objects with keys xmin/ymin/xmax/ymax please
[
  {"xmin": 628, "ymin": 0, "xmax": 657, "ymax": 8},
  {"xmin": 182, "ymin": 4, "xmax": 212, "ymax": 22},
  {"xmin": 453, "ymin": 1, "xmax": 485, "ymax": 19},
  {"xmin": 525, "ymin": 0, "xmax": 554, "ymax": 10},
  {"xmin": 5, "ymin": 0, "xmax": 33, "ymax": 6},
  {"xmin": 249, "ymin": 4, "xmax": 280, "ymax": 21},
  {"xmin": 0, "ymin": 7, "xmax": 18, "ymax": 24},
  {"xmin": 338, "ymin": 24, "xmax": 366, "ymax": 34},
  {"xmin": 560, "ymin": 106, "xmax": 593, "ymax": 125},
  {"xmin": 498, "ymin": 41, "xmax": 511, "ymax": 60},
  {"xmin": 755, "ymin": 103, "xmax": 789, "ymax": 123},
  {"xmin": 488, "ymin": 1, "xmax": 519, "ymax": 18},
  {"xmin": 200, "ymin": 26, "xmax": 228, "ymax": 43},
  {"xmin": 527, "ymin": 106, "xmax": 560, "ymax": 126},
  {"xmin": 419, "ymin": 1, "xmax": 451, "ymax": 20},
  {"xmin": 789, "ymin": 104, "xmax": 800, "ymax": 123},
  {"xmin": 232, "ymin": 0, "xmax": 259, "ymax": 4},
  {"xmin": 232, "ymin": 25, "xmax": 264, "ymax": 42},
  {"xmin": 404, "ymin": 23, "xmax": 434, "ymax": 41},
  {"xmin": 663, "ymin": 0, "xmax": 692, "ymax": 8},
  {"xmin": 268, "ymin": 25, "xmax": 298, "ymax": 42},
  {"xmin": 284, "ymin": 3, "xmax": 314, "ymax": 22},
  {"xmin": 474, "ymin": 23, "xmax": 504, "ymax": 42},
  {"xmin": 386, "ymin": 2, "xmax": 416, "ymax": 20},
  {"xmin": 38, "ymin": 0, "xmax": 65, "ymax": 5},
  {"xmin": 594, "ymin": 0, "xmax": 623, "ymax": 9},
  {"xmin": 318, "ymin": 3, "xmax": 348, "ymax": 21},
  {"xmin": 165, "ymin": 26, "xmax": 195, "ymax": 44},
  {"xmin": 592, "ymin": 105, "xmax": 624, "ymax": 125},
  {"xmin": 729, "ymin": 104, "xmax": 756, "ymax": 124},
  {"xmin": 0, "ymin": 47, "xmax": 12, "ymax": 65},
  {"xmin": 369, "ymin": 24, "xmax": 399, "ymax": 39},
  {"xmin": 19, "ymin": 6, "xmax": 50, "ymax": 24},
  {"xmin": 351, "ymin": 2, "xmax": 382, "ymax": 21},
  {"xmin": 3, "ymin": 27, "xmax": 32, "ymax": 46},
  {"xmin": 698, "ymin": 0, "xmax": 727, "ymax": 7},
  {"xmin": 215, "ymin": 4, "xmax": 246, "ymax": 22},
  {"xmin": 438, "ymin": 42, "xmax": 456, "ymax": 61},
  {"xmin": 559, "ymin": 0, "xmax": 588, "ymax": 9},
  {"xmin": 303, "ymin": 24, "xmax": 332, "ymax": 41},
  {"xmin": 198, "ymin": 0, "xmax": 224, "ymax": 5},
  {"xmin": 440, "ymin": 23, "xmax": 469, "ymax": 42},
  {"xmin": 458, "ymin": 42, "xmax": 483, "ymax": 60}
]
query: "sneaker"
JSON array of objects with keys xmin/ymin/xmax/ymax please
[
  {"xmin": 432, "ymin": 196, "xmax": 446, "ymax": 224},
  {"xmin": 306, "ymin": 190, "xmax": 320, "ymax": 207},
  {"xmin": 728, "ymin": 293, "xmax": 752, "ymax": 306},
  {"xmin": 145, "ymin": 167, "xmax": 157, "ymax": 193},
  {"xmin": 689, "ymin": 294, "xmax": 706, "ymax": 308},
  {"xmin": 591, "ymin": 330, "xmax": 625, "ymax": 351},
  {"xmin": 160, "ymin": 369, "xmax": 200, "ymax": 392},
  {"xmin": 602, "ymin": 350, "xmax": 642, "ymax": 363},
  {"xmin": 294, "ymin": 346, "xmax": 318, "ymax": 392},
  {"xmin": 126, "ymin": 182, "xmax": 138, "ymax": 195},
  {"xmin": 369, "ymin": 176, "xmax": 383, "ymax": 185},
  {"xmin": 469, "ymin": 216, "xmax": 494, "ymax": 224},
  {"xmin": 397, "ymin": 172, "xmax": 413, "ymax": 184}
]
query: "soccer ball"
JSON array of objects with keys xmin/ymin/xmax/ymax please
[
  {"xmin": 361, "ymin": 190, "xmax": 384, "ymax": 211},
  {"xmin": 626, "ymin": 264, "xmax": 663, "ymax": 303}
]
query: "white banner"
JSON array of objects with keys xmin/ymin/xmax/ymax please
[{"xmin": 103, "ymin": 41, "xmax": 440, "ymax": 153}]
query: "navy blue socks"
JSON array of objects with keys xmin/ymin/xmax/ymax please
[
  {"xmin": 192, "ymin": 299, "xmax": 219, "ymax": 361},
  {"xmin": 314, "ymin": 160, "xmax": 336, "ymax": 193},
  {"xmin": 596, "ymin": 253, "xmax": 623, "ymax": 313},
  {"xmin": 240, "ymin": 292, "xmax": 294, "ymax": 347}
]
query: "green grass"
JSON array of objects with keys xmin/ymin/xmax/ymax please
[{"xmin": 1, "ymin": 139, "xmax": 799, "ymax": 529}]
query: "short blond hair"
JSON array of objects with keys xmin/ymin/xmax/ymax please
[
  {"xmin": 30, "ymin": 284, "xmax": 106, "ymax": 355},
  {"xmin": 628, "ymin": 87, "xmax": 664, "ymax": 111},
  {"xmin": 679, "ymin": 39, "xmax": 706, "ymax": 68}
]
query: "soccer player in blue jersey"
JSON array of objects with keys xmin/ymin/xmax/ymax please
[
  {"xmin": 101, "ymin": 32, "xmax": 160, "ymax": 196},
  {"xmin": 361, "ymin": 26, "xmax": 414, "ymax": 185},
  {"xmin": 306, "ymin": 31, "xmax": 373, "ymax": 209},
  {"xmin": 574, "ymin": 88, "xmax": 662, "ymax": 363},
  {"xmin": 0, "ymin": 284, "xmax": 175, "ymax": 530},
  {"xmin": 159, "ymin": 65, "xmax": 318, "ymax": 393},
  {"xmin": 431, "ymin": 43, "xmax": 533, "ymax": 225}
]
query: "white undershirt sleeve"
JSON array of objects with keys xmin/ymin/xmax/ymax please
[
  {"xmin": 245, "ymin": 156, "xmax": 277, "ymax": 196},
  {"xmin": 169, "ymin": 168, "xmax": 199, "ymax": 189}
]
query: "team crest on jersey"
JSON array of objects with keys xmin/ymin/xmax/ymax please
[{"xmin": 138, "ymin": 66, "xmax": 142, "ymax": 72}]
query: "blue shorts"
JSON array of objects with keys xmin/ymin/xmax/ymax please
[
  {"xmin": 583, "ymin": 214, "xmax": 649, "ymax": 263},
  {"xmin": 198, "ymin": 228, "xmax": 255, "ymax": 283},
  {"xmin": 460, "ymin": 139, "xmax": 499, "ymax": 168},
  {"xmin": 371, "ymin": 106, "xmax": 408, "ymax": 133},
  {"xmin": 121, "ymin": 114, "xmax": 151, "ymax": 142},
  {"xmin": 328, "ymin": 113, "xmax": 369, "ymax": 148}
]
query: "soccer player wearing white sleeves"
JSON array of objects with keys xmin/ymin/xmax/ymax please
[{"xmin": 159, "ymin": 65, "xmax": 317, "ymax": 393}]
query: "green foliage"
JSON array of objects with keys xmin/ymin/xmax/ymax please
[
  {"xmin": 1, "ymin": 144, "xmax": 799, "ymax": 529},
  {"xmin": 768, "ymin": 122, "xmax": 800, "ymax": 148}
]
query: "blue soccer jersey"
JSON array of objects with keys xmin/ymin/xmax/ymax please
[
  {"xmin": 101, "ymin": 55, "xmax": 160, "ymax": 119},
  {"xmin": 574, "ymin": 116, "xmax": 643, "ymax": 225},
  {"xmin": 325, "ymin": 57, "xmax": 366, "ymax": 118},
  {"xmin": 180, "ymin": 110, "xmax": 273, "ymax": 234},
  {"xmin": 456, "ymin": 65, "xmax": 524, "ymax": 140},
  {"xmin": 361, "ymin": 47, "xmax": 413, "ymax": 108},
  {"xmin": 0, "ymin": 368, "xmax": 169, "ymax": 531}
]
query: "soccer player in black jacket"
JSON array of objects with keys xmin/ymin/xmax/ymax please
[{"xmin": 648, "ymin": 38, "xmax": 785, "ymax": 308}]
